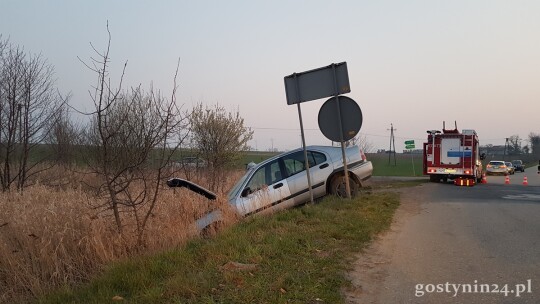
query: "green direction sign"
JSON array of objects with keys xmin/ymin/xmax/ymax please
[
  {"xmin": 404, "ymin": 140, "xmax": 415, "ymax": 145},
  {"xmin": 405, "ymin": 144, "xmax": 415, "ymax": 149}
]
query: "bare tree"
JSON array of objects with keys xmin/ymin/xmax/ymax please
[
  {"xmin": 507, "ymin": 135, "xmax": 522, "ymax": 155},
  {"xmin": 0, "ymin": 37, "xmax": 63, "ymax": 191},
  {"xmin": 345, "ymin": 133, "xmax": 374, "ymax": 153},
  {"xmin": 46, "ymin": 104, "xmax": 81, "ymax": 167},
  {"xmin": 189, "ymin": 103, "xmax": 253, "ymax": 192},
  {"xmin": 80, "ymin": 24, "xmax": 187, "ymax": 247},
  {"xmin": 528, "ymin": 132, "xmax": 540, "ymax": 157}
]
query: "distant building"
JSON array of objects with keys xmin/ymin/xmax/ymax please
[
  {"xmin": 480, "ymin": 145, "xmax": 509, "ymax": 157},
  {"xmin": 403, "ymin": 149, "xmax": 423, "ymax": 154}
]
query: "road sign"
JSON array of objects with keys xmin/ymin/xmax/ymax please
[
  {"xmin": 318, "ymin": 96, "xmax": 362, "ymax": 142},
  {"xmin": 404, "ymin": 140, "xmax": 415, "ymax": 145},
  {"xmin": 284, "ymin": 62, "xmax": 354, "ymax": 200},
  {"xmin": 405, "ymin": 144, "xmax": 415, "ymax": 149},
  {"xmin": 284, "ymin": 62, "xmax": 350, "ymax": 105}
]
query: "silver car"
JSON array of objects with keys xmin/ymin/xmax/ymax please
[
  {"xmin": 486, "ymin": 160, "xmax": 507, "ymax": 175},
  {"xmin": 227, "ymin": 145, "xmax": 373, "ymax": 218},
  {"xmin": 170, "ymin": 145, "xmax": 373, "ymax": 231}
]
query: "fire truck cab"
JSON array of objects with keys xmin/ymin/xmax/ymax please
[{"xmin": 423, "ymin": 122, "xmax": 485, "ymax": 183}]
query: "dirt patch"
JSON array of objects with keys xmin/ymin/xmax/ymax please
[{"xmin": 343, "ymin": 184, "xmax": 427, "ymax": 303}]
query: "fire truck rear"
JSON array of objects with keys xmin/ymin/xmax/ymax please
[{"xmin": 423, "ymin": 122, "xmax": 485, "ymax": 184}]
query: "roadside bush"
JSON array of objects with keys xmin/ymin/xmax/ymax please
[{"xmin": 0, "ymin": 169, "xmax": 242, "ymax": 303}]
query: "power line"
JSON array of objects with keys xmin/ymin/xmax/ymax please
[{"xmin": 250, "ymin": 126, "xmax": 515, "ymax": 144}]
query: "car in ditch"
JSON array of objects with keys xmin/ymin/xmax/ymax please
[
  {"xmin": 168, "ymin": 145, "xmax": 373, "ymax": 231},
  {"xmin": 228, "ymin": 145, "xmax": 373, "ymax": 217}
]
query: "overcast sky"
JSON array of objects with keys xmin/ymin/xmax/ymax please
[{"xmin": 2, "ymin": 0, "xmax": 539, "ymax": 152}]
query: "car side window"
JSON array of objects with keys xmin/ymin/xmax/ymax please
[
  {"xmin": 310, "ymin": 151, "xmax": 326, "ymax": 165},
  {"xmin": 282, "ymin": 151, "xmax": 327, "ymax": 178},
  {"xmin": 282, "ymin": 151, "xmax": 306, "ymax": 176},
  {"xmin": 268, "ymin": 161, "xmax": 283, "ymax": 184},
  {"xmin": 245, "ymin": 160, "xmax": 282, "ymax": 195},
  {"xmin": 246, "ymin": 166, "xmax": 266, "ymax": 194}
]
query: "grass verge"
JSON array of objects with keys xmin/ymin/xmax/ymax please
[{"xmin": 39, "ymin": 191, "xmax": 400, "ymax": 304}]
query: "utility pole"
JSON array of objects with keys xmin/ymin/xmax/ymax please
[
  {"xmin": 504, "ymin": 137, "xmax": 509, "ymax": 161},
  {"xmin": 388, "ymin": 123, "xmax": 397, "ymax": 166}
]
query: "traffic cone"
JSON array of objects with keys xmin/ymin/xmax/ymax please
[
  {"xmin": 481, "ymin": 173, "xmax": 487, "ymax": 184},
  {"xmin": 523, "ymin": 176, "xmax": 528, "ymax": 186},
  {"xmin": 504, "ymin": 175, "xmax": 510, "ymax": 184}
]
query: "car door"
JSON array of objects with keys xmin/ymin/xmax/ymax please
[
  {"xmin": 235, "ymin": 159, "xmax": 292, "ymax": 216},
  {"xmin": 281, "ymin": 150, "xmax": 333, "ymax": 204}
]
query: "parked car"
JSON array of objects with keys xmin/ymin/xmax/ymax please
[
  {"xmin": 485, "ymin": 160, "xmax": 507, "ymax": 175},
  {"xmin": 168, "ymin": 145, "xmax": 373, "ymax": 231},
  {"xmin": 511, "ymin": 160, "xmax": 525, "ymax": 172},
  {"xmin": 505, "ymin": 162, "xmax": 515, "ymax": 175}
]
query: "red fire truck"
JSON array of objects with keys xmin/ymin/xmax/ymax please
[{"xmin": 423, "ymin": 122, "xmax": 485, "ymax": 184}]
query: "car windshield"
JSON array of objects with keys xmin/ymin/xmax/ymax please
[
  {"xmin": 489, "ymin": 161, "xmax": 505, "ymax": 166},
  {"xmin": 512, "ymin": 160, "xmax": 522, "ymax": 164},
  {"xmin": 505, "ymin": 162, "xmax": 512, "ymax": 166}
]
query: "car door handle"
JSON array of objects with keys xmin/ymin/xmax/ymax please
[
  {"xmin": 319, "ymin": 163, "xmax": 329, "ymax": 169},
  {"xmin": 273, "ymin": 183, "xmax": 283, "ymax": 189}
]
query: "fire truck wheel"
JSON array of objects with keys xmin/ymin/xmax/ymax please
[{"xmin": 429, "ymin": 175, "xmax": 440, "ymax": 183}]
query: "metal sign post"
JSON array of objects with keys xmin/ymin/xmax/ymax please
[
  {"xmin": 331, "ymin": 64, "xmax": 351, "ymax": 198},
  {"xmin": 293, "ymin": 74, "xmax": 314, "ymax": 204},
  {"xmin": 405, "ymin": 140, "xmax": 416, "ymax": 176},
  {"xmin": 297, "ymin": 103, "xmax": 314, "ymax": 204}
]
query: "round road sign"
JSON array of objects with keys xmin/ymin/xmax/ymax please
[{"xmin": 318, "ymin": 96, "xmax": 362, "ymax": 142}]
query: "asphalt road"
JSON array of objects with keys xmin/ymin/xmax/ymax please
[{"xmin": 346, "ymin": 167, "xmax": 540, "ymax": 303}]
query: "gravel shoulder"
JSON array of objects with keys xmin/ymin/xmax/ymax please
[{"xmin": 344, "ymin": 184, "xmax": 425, "ymax": 303}]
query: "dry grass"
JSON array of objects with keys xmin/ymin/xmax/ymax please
[{"xmin": 0, "ymin": 168, "xmax": 244, "ymax": 303}]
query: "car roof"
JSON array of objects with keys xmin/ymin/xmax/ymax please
[{"xmin": 248, "ymin": 145, "xmax": 344, "ymax": 169}]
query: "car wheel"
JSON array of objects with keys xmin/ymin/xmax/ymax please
[{"xmin": 330, "ymin": 175, "xmax": 359, "ymax": 198}]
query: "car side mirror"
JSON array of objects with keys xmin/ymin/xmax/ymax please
[
  {"xmin": 480, "ymin": 153, "xmax": 486, "ymax": 160},
  {"xmin": 241, "ymin": 187, "xmax": 252, "ymax": 197}
]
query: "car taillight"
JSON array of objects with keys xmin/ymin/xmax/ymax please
[
  {"xmin": 501, "ymin": 165, "xmax": 506, "ymax": 168},
  {"xmin": 465, "ymin": 170, "xmax": 471, "ymax": 174},
  {"xmin": 360, "ymin": 148, "xmax": 367, "ymax": 161},
  {"xmin": 487, "ymin": 164, "xmax": 492, "ymax": 168}
]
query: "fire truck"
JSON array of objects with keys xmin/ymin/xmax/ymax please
[{"xmin": 423, "ymin": 122, "xmax": 485, "ymax": 184}]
